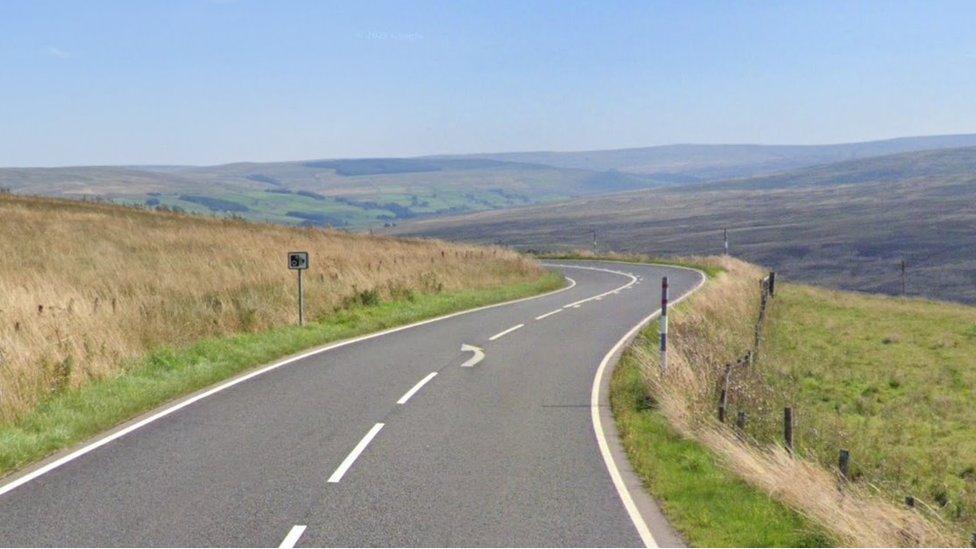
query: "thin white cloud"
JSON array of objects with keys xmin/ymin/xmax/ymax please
[{"xmin": 45, "ymin": 46, "xmax": 72, "ymax": 59}]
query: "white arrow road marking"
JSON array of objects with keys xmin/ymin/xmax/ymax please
[
  {"xmin": 328, "ymin": 423, "xmax": 384, "ymax": 483},
  {"xmin": 460, "ymin": 343, "xmax": 485, "ymax": 367},
  {"xmin": 279, "ymin": 525, "xmax": 306, "ymax": 548},
  {"xmin": 488, "ymin": 323, "xmax": 524, "ymax": 341},
  {"xmin": 535, "ymin": 309, "xmax": 562, "ymax": 320},
  {"xmin": 397, "ymin": 372, "xmax": 437, "ymax": 404}
]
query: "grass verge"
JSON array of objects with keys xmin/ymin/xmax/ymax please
[
  {"xmin": 0, "ymin": 273, "xmax": 562, "ymax": 479},
  {"xmin": 624, "ymin": 256, "xmax": 956, "ymax": 546},
  {"xmin": 611, "ymin": 315, "xmax": 833, "ymax": 547}
]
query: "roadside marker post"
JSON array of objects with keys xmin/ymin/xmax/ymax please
[
  {"xmin": 660, "ymin": 276, "xmax": 669, "ymax": 373},
  {"xmin": 901, "ymin": 260, "xmax": 907, "ymax": 295},
  {"xmin": 724, "ymin": 228, "xmax": 729, "ymax": 255},
  {"xmin": 288, "ymin": 251, "xmax": 309, "ymax": 326}
]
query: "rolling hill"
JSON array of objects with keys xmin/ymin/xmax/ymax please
[
  {"xmin": 0, "ymin": 158, "xmax": 658, "ymax": 229},
  {"xmin": 393, "ymin": 146, "xmax": 976, "ymax": 304},
  {"xmin": 450, "ymin": 133, "xmax": 976, "ymax": 181},
  {"xmin": 4, "ymin": 133, "xmax": 976, "ymax": 230}
]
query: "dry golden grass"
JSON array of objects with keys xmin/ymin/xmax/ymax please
[
  {"xmin": 0, "ymin": 194, "xmax": 543, "ymax": 423},
  {"xmin": 636, "ymin": 256, "xmax": 959, "ymax": 547}
]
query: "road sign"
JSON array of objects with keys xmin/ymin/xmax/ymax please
[
  {"xmin": 288, "ymin": 252, "xmax": 309, "ymax": 325},
  {"xmin": 288, "ymin": 251, "xmax": 309, "ymax": 270}
]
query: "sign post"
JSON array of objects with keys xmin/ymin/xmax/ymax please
[{"xmin": 288, "ymin": 252, "xmax": 309, "ymax": 326}]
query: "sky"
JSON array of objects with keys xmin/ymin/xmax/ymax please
[{"xmin": 2, "ymin": 0, "xmax": 976, "ymax": 167}]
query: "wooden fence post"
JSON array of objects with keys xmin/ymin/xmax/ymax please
[
  {"xmin": 754, "ymin": 278, "xmax": 769, "ymax": 352},
  {"xmin": 735, "ymin": 411, "xmax": 747, "ymax": 431},
  {"xmin": 718, "ymin": 364, "xmax": 731, "ymax": 423},
  {"xmin": 784, "ymin": 407, "xmax": 794, "ymax": 452},
  {"xmin": 839, "ymin": 449, "xmax": 851, "ymax": 480}
]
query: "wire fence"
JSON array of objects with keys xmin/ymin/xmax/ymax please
[{"xmin": 708, "ymin": 271, "xmax": 970, "ymax": 544}]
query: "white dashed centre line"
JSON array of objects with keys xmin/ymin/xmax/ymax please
[
  {"xmin": 535, "ymin": 309, "xmax": 562, "ymax": 320},
  {"xmin": 279, "ymin": 525, "xmax": 306, "ymax": 548},
  {"xmin": 397, "ymin": 372, "xmax": 437, "ymax": 404},
  {"xmin": 328, "ymin": 423, "xmax": 384, "ymax": 483},
  {"xmin": 489, "ymin": 323, "xmax": 524, "ymax": 341}
]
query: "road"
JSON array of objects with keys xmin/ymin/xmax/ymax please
[{"xmin": 0, "ymin": 260, "xmax": 703, "ymax": 547}]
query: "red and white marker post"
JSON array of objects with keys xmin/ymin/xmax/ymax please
[{"xmin": 660, "ymin": 276, "xmax": 669, "ymax": 373}]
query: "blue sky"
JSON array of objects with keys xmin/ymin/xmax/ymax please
[{"xmin": 2, "ymin": 0, "xmax": 975, "ymax": 166}]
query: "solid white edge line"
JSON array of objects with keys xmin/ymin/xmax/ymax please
[
  {"xmin": 396, "ymin": 372, "xmax": 438, "ymax": 404},
  {"xmin": 488, "ymin": 323, "xmax": 524, "ymax": 341},
  {"xmin": 278, "ymin": 525, "xmax": 307, "ymax": 549},
  {"xmin": 327, "ymin": 423, "xmax": 385, "ymax": 483},
  {"xmin": 0, "ymin": 273, "xmax": 578, "ymax": 498},
  {"xmin": 580, "ymin": 262, "xmax": 706, "ymax": 548},
  {"xmin": 534, "ymin": 309, "xmax": 562, "ymax": 320}
]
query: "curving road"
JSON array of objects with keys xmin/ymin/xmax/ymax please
[{"xmin": 0, "ymin": 261, "xmax": 703, "ymax": 547}]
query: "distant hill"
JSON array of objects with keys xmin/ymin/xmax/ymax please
[
  {"xmin": 0, "ymin": 157, "xmax": 658, "ymax": 228},
  {"xmin": 694, "ymin": 145, "xmax": 976, "ymax": 190},
  {"xmin": 393, "ymin": 145, "xmax": 976, "ymax": 304},
  {"xmin": 447, "ymin": 133, "xmax": 976, "ymax": 181},
  {"xmin": 0, "ymin": 166, "xmax": 202, "ymax": 196},
  {"xmin": 4, "ymin": 133, "xmax": 976, "ymax": 229}
]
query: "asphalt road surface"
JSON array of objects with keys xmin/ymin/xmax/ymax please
[{"xmin": 0, "ymin": 260, "xmax": 704, "ymax": 547}]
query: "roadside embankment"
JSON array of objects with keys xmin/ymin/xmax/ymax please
[{"xmin": 613, "ymin": 255, "xmax": 961, "ymax": 546}]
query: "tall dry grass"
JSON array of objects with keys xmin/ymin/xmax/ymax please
[
  {"xmin": 635, "ymin": 255, "xmax": 959, "ymax": 546},
  {"xmin": 0, "ymin": 195, "xmax": 543, "ymax": 423}
]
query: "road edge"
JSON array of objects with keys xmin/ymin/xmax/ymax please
[{"xmin": 585, "ymin": 261, "xmax": 707, "ymax": 548}]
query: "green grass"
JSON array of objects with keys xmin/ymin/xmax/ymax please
[
  {"xmin": 0, "ymin": 273, "xmax": 563, "ymax": 478},
  {"xmin": 128, "ymin": 186, "xmax": 542, "ymax": 229},
  {"xmin": 610, "ymin": 337, "xmax": 834, "ymax": 547},
  {"xmin": 760, "ymin": 284, "xmax": 976, "ymax": 529}
]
